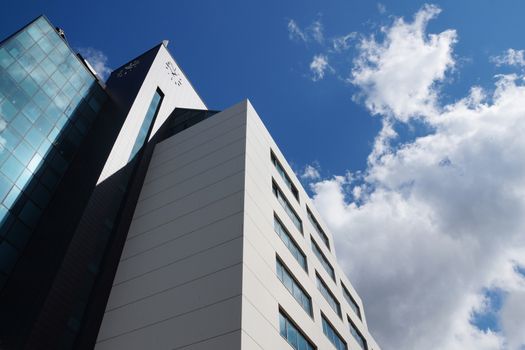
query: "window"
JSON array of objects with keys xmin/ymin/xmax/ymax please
[
  {"xmin": 279, "ymin": 309, "xmax": 316, "ymax": 350},
  {"xmin": 322, "ymin": 314, "xmax": 347, "ymax": 350},
  {"xmin": 307, "ymin": 206, "xmax": 330, "ymax": 250},
  {"xmin": 273, "ymin": 180, "xmax": 302, "ymax": 233},
  {"xmin": 317, "ymin": 273, "xmax": 341, "ymax": 318},
  {"xmin": 128, "ymin": 89, "xmax": 163, "ymax": 160},
  {"xmin": 348, "ymin": 317, "xmax": 368, "ymax": 350},
  {"xmin": 276, "ymin": 257, "xmax": 312, "ymax": 316},
  {"xmin": 342, "ymin": 283, "xmax": 362, "ymax": 320},
  {"xmin": 274, "ymin": 215, "xmax": 307, "ymax": 271},
  {"xmin": 311, "ymin": 238, "xmax": 335, "ymax": 281},
  {"xmin": 271, "ymin": 151, "xmax": 299, "ymax": 201}
]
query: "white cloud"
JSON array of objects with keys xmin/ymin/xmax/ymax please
[
  {"xmin": 351, "ymin": 4, "xmax": 457, "ymax": 121},
  {"xmin": 78, "ymin": 47, "xmax": 112, "ymax": 80},
  {"xmin": 308, "ymin": 4, "xmax": 525, "ymax": 350},
  {"xmin": 377, "ymin": 3, "xmax": 387, "ymax": 14},
  {"xmin": 310, "ymin": 20, "xmax": 324, "ymax": 44},
  {"xmin": 301, "ymin": 164, "xmax": 321, "ymax": 180},
  {"xmin": 491, "ymin": 48, "xmax": 525, "ymax": 67},
  {"xmin": 288, "ymin": 19, "xmax": 308, "ymax": 42},
  {"xmin": 310, "ymin": 54, "xmax": 331, "ymax": 81},
  {"xmin": 332, "ymin": 32, "xmax": 357, "ymax": 52}
]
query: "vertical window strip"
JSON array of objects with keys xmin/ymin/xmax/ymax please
[
  {"xmin": 274, "ymin": 215, "xmax": 307, "ymax": 271},
  {"xmin": 272, "ymin": 180, "xmax": 303, "ymax": 233},
  {"xmin": 307, "ymin": 207, "xmax": 330, "ymax": 250},
  {"xmin": 311, "ymin": 238, "xmax": 335, "ymax": 281},
  {"xmin": 348, "ymin": 317, "xmax": 368, "ymax": 350},
  {"xmin": 276, "ymin": 257, "xmax": 312, "ymax": 316},
  {"xmin": 322, "ymin": 314, "xmax": 348, "ymax": 350},
  {"xmin": 342, "ymin": 283, "xmax": 362, "ymax": 320},
  {"xmin": 316, "ymin": 273, "xmax": 341, "ymax": 318},
  {"xmin": 128, "ymin": 89, "xmax": 163, "ymax": 161},
  {"xmin": 271, "ymin": 151, "xmax": 299, "ymax": 201},
  {"xmin": 279, "ymin": 310, "xmax": 316, "ymax": 350}
]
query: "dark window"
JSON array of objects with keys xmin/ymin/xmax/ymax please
[
  {"xmin": 317, "ymin": 273, "xmax": 341, "ymax": 318},
  {"xmin": 274, "ymin": 214, "xmax": 307, "ymax": 271},
  {"xmin": 342, "ymin": 283, "xmax": 362, "ymax": 320},
  {"xmin": 276, "ymin": 257, "xmax": 312, "ymax": 316},
  {"xmin": 307, "ymin": 206, "xmax": 330, "ymax": 250},
  {"xmin": 272, "ymin": 180, "xmax": 302, "ymax": 233},
  {"xmin": 311, "ymin": 238, "xmax": 335, "ymax": 281},
  {"xmin": 271, "ymin": 150, "xmax": 299, "ymax": 201},
  {"xmin": 322, "ymin": 314, "xmax": 347, "ymax": 350},
  {"xmin": 348, "ymin": 317, "xmax": 368, "ymax": 350},
  {"xmin": 279, "ymin": 309, "xmax": 316, "ymax": 350}
]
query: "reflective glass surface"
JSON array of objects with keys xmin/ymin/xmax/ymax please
[
  {"xmin": 322, "ymin": 315, "xmax": 347, "ymax": 350},
  {"xmin": 317, "ymin": 273, "xmax": 341, "ymax": 317},
  {"xmin": 312, "ymin": 238, "xmax": 335, "ymax": 281},
  {"xmin": 272, "ymin": 180, "xmax": 302, "ymax": 233},
  {"xmin": 0, "ymin": 16, "xmax": 107, "ymax": 287},
  {"xmin": 349, "ymin": 318, "xmax": 367, "ymax": 350},
  {"xmin": 276, "ymin": 258, "xmax": 312, "ymax": 316},
  {"xmin": 342, "ymin": 283, "xmax": 362, "ymax": 320},
  {"xmin": 129, "ymin": 90, "xmax": 163, "ymax": 160},
  {"xmin": 307, "ymin": 206, "xmax": 330, "ymax": 250},
  {"xmin": 279, "ymin": 311, "xmax": 315, "ymax": 350},
  {"xmin": 274, "ymin": 215, "xmax": 307, "ymax": 271}
]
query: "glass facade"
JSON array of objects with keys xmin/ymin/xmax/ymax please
[
  {"xmin": 279, "ymin": 310, "xmax": 315, "ymax": 350},
  {"xmin": 317, "ymin": 273, "xmax": 341, "ymax": 318},
  {"xmin": 342, "ymin": 283, "xmax": 362, "ymax": 320},
  {"xmin": 271, "ymin": 150, "xmax": 299, "ymax": 201},
  {"xmin": 0, "ymin": 16, "xmax": 106, "ymax": 288},
  {"xmin": 322, "ymin": 315, "xmax": 347, "ymax": 350},
  {"xmin": 312, "ymin": 238, "xmax": 335, "ymax": 281},
  {"xmin": 307, "ymin": 206, "xmax": 330, "ymax": 250},
  {"xmin": 128, "ymin": 89, "xmax": 163, "ymax": 160},
  {"xmin": 274, "ymin": 215, "xmax": 307, "ymax": 271},
  {"xmin": 276, "ymin": 258, "xmax": 312, "ymax": 316},
  {"xmin": 273, "ymin": 180, "xmax": 302, "ymax": 233},
  {"xmin": 348, "ymin": 318, "xmax": 367, "ymax": 350}
]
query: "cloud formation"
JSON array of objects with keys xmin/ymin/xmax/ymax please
[
  {"xmin": 301, "ymin": 164, "xmax": 321, "ymax": 180},
  {"xmin": 310, "ymin": 54, "xmax": 331, "ymax": 81},
  {"xmin": 305, "ymin": 5, "xmax": 525, "ymax": 350},
  {"xmin": 288, "ymin": 19, "xmax": 308, "ymax": 42},
  {"xmin": 351, "ymin": 4, "xmax": 456, "ymax": 121},
  {"xmin": 287, "ymin": 19, "xmax": 324, "ymax": 44},
  {"xmin": 491, "ymin": 48, "xmax": 525, "ymax": 67},
  {"xmin": 78, "ymin": 47, "xmax": 112, "ymax": 80}
]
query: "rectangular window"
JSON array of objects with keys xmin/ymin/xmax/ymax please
[
  {"xmin": 273, "ymin": 180, "xmax": 302, "ymax": 233},
  {"xmin": 317, "ymin": 273, "xmax": 341, "ymax": 318},
  {"xmin": 128, "ymin": 89, "xmax": 163, "ymax": 160},
  {"xmin": 342, "ymin": 283, "xmax": 362, "ymax": 320},
  {"xmin": 311, "ymin": 238, "xmax": 335, "ymax": 281},
  {"xmin": 274, "ymin": 214, "xmax": 307, "ymax": 271},
  {"xmin": 307, "ymin": 206, "xmax": 330, "ymax": 250},
  {"xmin": 279, "ymin": 309, "xmax": 316, "ymax": 350},
  {"xmin": 276, "ymin": 257, "xmax": 312, "ymax": 316},
  {"xmin": 348, "ymin": 317, "xmax": 368, "ymax": 350},
  {"xmin": 322, "ymin": 314, "xmax": 347, "ymax": 350},
  {"xmin": 271, "ymin": 150, "xmax": 299, "ymax": 201}
]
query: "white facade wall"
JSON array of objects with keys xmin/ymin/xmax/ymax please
[
  {"xmin": 96, "ymin": 100, "xmax": 380, "ymax": 350},
  {"xmin": 98, "ymin": 44, "xmax": 207, "ymax": 183}
]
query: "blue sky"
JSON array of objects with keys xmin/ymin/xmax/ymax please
[{"xmin": 3, "ymin": 1, "xmax": 525, "ymax": 349}]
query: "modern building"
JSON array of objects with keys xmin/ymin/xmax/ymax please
[{"xmin": 0, "ymin": 16, "xmax": 381, "ymax": 350}]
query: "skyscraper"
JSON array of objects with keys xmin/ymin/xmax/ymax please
[{"xmin": 0, "ymin": 16, "xmax": 381, "ymax": 350}]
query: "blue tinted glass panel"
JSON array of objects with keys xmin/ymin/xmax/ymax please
[
  {"xmin": 317, "ymin": 274, "xmax": 341, "ymax": 318},
  {"xmin": 274, "ymin": 215, "xmax": 307, "ymax": 271},
  {"xmin": 312, "ymin": 238, "xmax": 335, "ymax": 280},
  {"xmin": 276, "ymin": 259, "xmax": 312, "ymax": 316},
  {"xmin": 128, "ymin": 90, "xmax": 163, "ymax": 160},
  {"xmin": 279, "ymin": 311, "xmax": 315, "ymax": 350},
  {"xmin": 322, "ymin": 316, "xmax": 347, "ymax": 350},
  {"xmin": 272, "ymin": 181, "xmax": 302, "ymax": 233}
]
